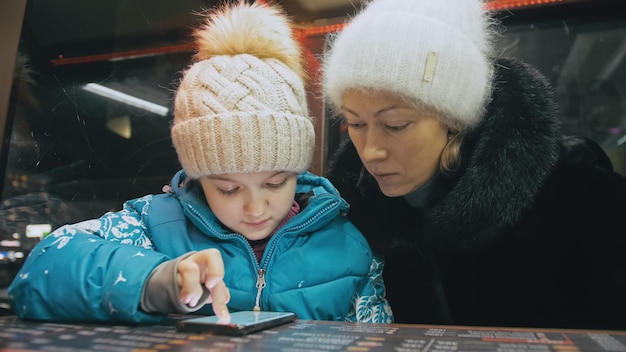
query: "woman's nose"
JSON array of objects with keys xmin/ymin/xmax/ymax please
[{"xmin": 360, "ymin": 131, "xmax": 388, "ymax": 162}]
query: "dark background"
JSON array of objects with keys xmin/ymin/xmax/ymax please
[{"xmin": 1, "ymin": 0, "xmax": 625, "ymax": 314}]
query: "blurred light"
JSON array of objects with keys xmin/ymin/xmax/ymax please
[
  {"xmin": 25, "ymin": 224, "xmax": 52, "ymax": 238},
  {"xmin": 485, "ymin": 0, "xmax": 564, "ymax": 10},
  {"xmin": 82, "ymin": 83, "xmax": 169, "ymax": 117},
  {"xmin": 295, "ymin": 0, "xmax": 565, "ymax": 38},
  {"xmin": 296, "ymin": 23, "xmax": 347, "ymax": 37},
  {"xmin": 106, "ymin": 115, "xmax": 132, "ymax": 139},
  {"xmin": 0, "ymin": 251, "xmax": 24, "ymax": 262},
  {"xmin": 50, "ymin": 44, "xmax": 193, "ymax": 66},
  {"xmin": 0, "ymin": 240, "xmax": 20, "ymax": 247}
]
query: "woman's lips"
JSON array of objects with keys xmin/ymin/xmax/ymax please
[{"xmin": 371, "ymin": 172, "xmax": 396, "ymax": 183}]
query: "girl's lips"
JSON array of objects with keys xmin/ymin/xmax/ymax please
[{"xmin": 244, "ymin": 219, "xmax": 269, "ymax": 230}]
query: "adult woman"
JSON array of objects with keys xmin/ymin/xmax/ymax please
[{"xmin": 323, "ymin": 0, "xmax": 626, "ymax": 329}]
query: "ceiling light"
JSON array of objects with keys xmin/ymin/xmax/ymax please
[{"xmin": 82, "ymin": 83, "xmax": 169, "ymax": 117}]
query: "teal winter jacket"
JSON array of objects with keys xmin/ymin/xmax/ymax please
[{"xmin": 9, "ymin": 171, "xmax": 393, "ymax": 324}]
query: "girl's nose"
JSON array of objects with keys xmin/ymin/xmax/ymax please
[{"xmin": 244, "ymin": 192, "xmax": 266, "ymax": 217}]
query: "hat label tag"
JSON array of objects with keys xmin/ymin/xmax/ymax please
[{"xmin": 423, "ymin": 51, "xmax": 438, "ymax": 82}]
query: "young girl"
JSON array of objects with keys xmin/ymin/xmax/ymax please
[{"xmin": 8, "ymin": 1, "xmax": 393, "ymax": 324}]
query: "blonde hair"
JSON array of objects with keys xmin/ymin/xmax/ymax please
[
  {"xmin": 404, "ymin": 96, "xmax": 464, "ymax": 173},
  {"xmin": 441, "ymin": 132, "xmax": 462, "ymax": 173}
]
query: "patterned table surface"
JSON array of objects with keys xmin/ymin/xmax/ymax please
[{"xmin": 2, "ymin": 315, "xmax": 626, "ymax": 352}]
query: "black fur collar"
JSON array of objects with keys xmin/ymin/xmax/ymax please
[{"xmin": 428, "ymin": 58, "xmax": 561, "ymax": 246}]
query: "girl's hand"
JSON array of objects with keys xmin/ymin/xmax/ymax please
[{"xmin": 177, "ymin": 248, "xmax": 231, "ymax": 320}]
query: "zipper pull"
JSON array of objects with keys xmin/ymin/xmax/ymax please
[{"xmin": 253, "ymin": 269, "xmax": 266, "ymax": 312}]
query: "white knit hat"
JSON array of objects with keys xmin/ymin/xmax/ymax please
[
  {"xmin": 171, "ymin": 2, "xmax": 314, "ymax": 178},
  {"xmin": 323, "ymin": 0, "xmax": 495, "ymax": 130}
]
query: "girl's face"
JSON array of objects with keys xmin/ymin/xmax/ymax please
[
  {"xmin": 200, "ymin": 171, "xmax": 297, "ymax": 241},
  {"xmin": 341, "ymin": 89, "xmax": 449, "ymax": 197}
]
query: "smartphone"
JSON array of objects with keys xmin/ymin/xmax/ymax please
[{"xmin": 175, "ymin": 311, "xmax": 297, "ymax": 336}]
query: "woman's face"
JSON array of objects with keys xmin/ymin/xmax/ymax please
[
  {"xmin": 341, "ymin": 90, "xmax": 449, "ymax": 197},
  {"xmin": 200, "ymin": 171, "xmax": 297, "ymax": 241}
]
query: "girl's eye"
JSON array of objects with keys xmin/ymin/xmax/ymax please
[
  {"xmin": 267, "ymin": 178, "xmax": 288, "ymax": 189},
  {"xmin": 218, "ymin": 187, "xmax": 239, "ymax": 195}
]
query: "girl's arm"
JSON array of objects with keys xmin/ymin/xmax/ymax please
[
  {"xmin": 8, "ymin": 195, "xmax": 170, "ymax": 323},
  {"xmin": 345, "ymin": 255, "xmax": 394, "ymax": 323}
]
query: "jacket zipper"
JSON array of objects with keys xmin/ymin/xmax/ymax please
[
  {"xmin": 259, "ymin": 201, "xmax": 337, "ymax": 270},
  {"xmin": 252, "ymin": 202, "xmax": 338, "ymax": 311},
  {"xmin": 253, "ymin": 269, "xmax": 266, "ymax": 312}
]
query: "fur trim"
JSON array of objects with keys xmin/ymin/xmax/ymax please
[
  {"xmin": 428, "ymin": 58, "xmax": 562, "ymax": 248},
  {"xmin": 193, "ymin": 1, "xmax": 304, "ymax": 80}
]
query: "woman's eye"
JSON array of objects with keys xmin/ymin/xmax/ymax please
[
  {"xmin": 346, "ymin": 121, "xmax": 365, "ymax": 129},
  {"xmin": 386, "ymin": 123, "xmax": 410, "ymax": 132}
]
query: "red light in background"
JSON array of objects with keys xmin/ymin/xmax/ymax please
[
  {"xmin": 295, "ymin": 23, "xmax": 347, "ymax": 38},
  {"xmin": 294, "ymin": 0, "xmax": 566, "ymax": 39},
  {"xmin": 48, "ymin": 0, "xmax": 569, "ymax": 66},
  {"xmin": 485, "ymin": 0, "xmax": 564, "ymax": 10}
]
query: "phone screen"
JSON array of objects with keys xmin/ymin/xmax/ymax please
[{"xmin": 175, "ymin": 311, "xmax": 297, "ymax": 336}]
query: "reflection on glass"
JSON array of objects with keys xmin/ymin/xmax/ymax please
[
  {"xmin": 0, "ymin": 1, "xmax": 206, "ymax": 294},
  {"xmin": 494, "ymin": 6, "xmax": 626, "ymax": 174},
  {"xmin": 0, "ymin": 0, "xmax": 625, "ymax": 304}
]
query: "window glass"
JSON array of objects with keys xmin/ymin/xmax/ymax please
[
  {"xmin": 1, "ymin": 0, "xmax": 625, "ymax": 304},
  {"xmin": 493, "ymin": 3, "xmax": 626, "ymax": 174},
  {"xmin": 0, "ymin": 0, "xmax": 206, "ymax": 291}
]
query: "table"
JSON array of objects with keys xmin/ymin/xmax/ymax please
[{"xmin": 2, "ymin": 315, "xmax": 626, "ymax": 351}]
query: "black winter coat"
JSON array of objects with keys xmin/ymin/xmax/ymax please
[{"xmin": 326, "ymin": 58, "xmax": 626, "ymax": 329}]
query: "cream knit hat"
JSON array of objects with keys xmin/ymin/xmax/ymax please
[
  {"xmin": 323, "ymin": 0, "xmax": 495, "ymax": 130},
  {"xmin": 171, "ymin": 1, "xmax": 314, "ymax": 178}
]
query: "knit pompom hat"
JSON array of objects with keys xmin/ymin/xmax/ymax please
[
  {"xmin": 172, "ymin": 1, "xmax": 314, "ymax": 178},
  {"xmin": 323, "ymin": 0, "xmax": 495, "ymax": 130}
]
